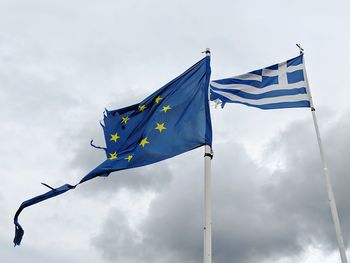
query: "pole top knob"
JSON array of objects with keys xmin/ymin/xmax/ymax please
[
  {"xmin": 202, "ymin": 48, "xmax": 211, "ymax": 55},
  {"xmin": 296, "ymin": 44, "xmax": 304, "ymax": 55}
]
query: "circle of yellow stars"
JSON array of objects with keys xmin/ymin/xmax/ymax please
[{"xmin": 108, "ymin": 95, "xmax": 171, "ymax": 162}]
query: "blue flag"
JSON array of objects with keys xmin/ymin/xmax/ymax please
[
  {"xmin": 14, "ymin": 56, "xmax": 212, "ymax": 246},
  {"xmin": 210, "ymin": 55, "xmax": 311, "ymax": 109}
]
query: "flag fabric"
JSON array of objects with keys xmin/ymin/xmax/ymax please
[
  {"xmin": 210, "ymin": 55, "xmax": 311, "ymax": 109},
  {"xmin": 13, "ymin": 56, "xmax": 212, "ymax": 246}
]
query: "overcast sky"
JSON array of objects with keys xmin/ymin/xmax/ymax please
[{"xmin": 1, "ymin": 0, "xmax": 350, "ymax": 262}]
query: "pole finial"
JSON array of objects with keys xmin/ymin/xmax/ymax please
[
  {"xmin": 296, "ymin": 44, "xmax": 304, "ymax": 55},
  {"xmin": 202, "ymin": 48, "xmax": 211, "ymax": 56}
]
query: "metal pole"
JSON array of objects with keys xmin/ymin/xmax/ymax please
[
  {"xmin": 204, "ymin": 145, "xmax": 213, "ymax": 263},
  {"xmin": 301, "ymin": 46, "xmax": 348, "ymax": 263},
  {"xmin": 203, "ymin": 48, "xmax": 212, "ymax": 263}
]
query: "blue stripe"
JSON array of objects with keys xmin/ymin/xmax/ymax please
[
  {"xmin": 243, "ymin": 100, "xmax": 310, "ymax": 110},
  {"xmin": 213, "ymin": 78, "xmax": 262, "ymax": 88},
  {"xmin": 287, "ymin": 69, "xmax": 304, "ymax": 84},
  {"xmin": 265, "ymin": 63, "xmax": 278, "ymax": 70},
  {"xmin": 262, "ymin": 76, "xmax": 278, "ymax": 87},
  {"xmin": 287, "ymin": 55, "xmax": 303, "ymax": 67},
  {"xmin": 210, "ymin": 87, "xmax": 307, "ymax": 100},
  {"xmin": 213, "ymin": 77, "xmax": 278, "ymax": 89},
  {"xmin": 249, "ymin": 69, "xmax": 262, "ymax": 75},
  {"xmin": 210, "ymin": 91, "xmax": 310, "ymax": 110}
]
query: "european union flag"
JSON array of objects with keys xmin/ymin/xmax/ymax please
[{"xmin": 13, "ymin": 56, "xmax": 212, "ymax": 246}]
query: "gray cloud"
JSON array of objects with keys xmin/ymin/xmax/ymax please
[
  {"xmin": 2, "ymin": 0, "xmax": 350, "ymax": 262},
  {"xmin": 91, "ymin": 110, "xmax": 350, "ymax": 263}
]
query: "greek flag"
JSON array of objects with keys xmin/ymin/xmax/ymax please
[{"xmin": 210, "ymin": 55, "xmax": 311, "ymax": 110}]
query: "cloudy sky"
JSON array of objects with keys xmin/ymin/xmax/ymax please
[{"xmin": 1, "ymin": 0, "xmax": 350, "ymax": 262}]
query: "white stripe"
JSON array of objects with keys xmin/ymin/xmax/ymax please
[
  {"xmin": 210, "ymin": 80, "xmax": 308, "ymax": 94},
  {"xmin": 212, "ymin": 89, "xmax": 310, "ymax": 105},
  {"xmin": 278, "ymin": 62, "xmax": 288, "ymax": 86},
  {"xmin": 230, "ymin": 73, "xmax": 262, "ymax": 81},
  {"xmin": 287, "ymin": 63, "xmax": 304, "ymax": 71},
  {"xmin": 262, "ymin": 63, "xmax": 305, "ymax": 77}
]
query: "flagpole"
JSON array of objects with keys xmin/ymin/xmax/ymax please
[
  {"xmin": 301, "ymin": 45, "xmax": 348, "ymax": 263},
  {"xmin": 204, "ymin": 144, "xmax": 213, "ymax": 263},
  {"xmin": 203, "ymin": 48, "xmax": 213, "ymax": 263}
]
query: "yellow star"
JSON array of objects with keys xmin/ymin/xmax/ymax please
[
  {"xmin": 109, "ymin": 152, "xmax": 118, "ymax": 160},
  {"xmin": 155, "ymin": 122, "xmax": 166, "ymax": 133},
  {"xmin": 122, "ymin": 116, "xmax": 130, "ymax": 124},
  {"xmin": 155, "ymin": 96, "xmax": 162, "ymax": 104},
  {"xmin": 110, "ymin": 133, "xmax": 120, "ymax": 142},
  {"xmin": 139, "ymin": 137, "xmax": 150, "ymax": 147},
  {"xmin": 161, "ymin": 105, "xmax": 171, "ymax": 113},
  {"xmin": 125, "ymin": 155, "xmax": 134, "ymax": 162},
  {"xmin": 139, "ymin": 104, "xmax": 147, "ymax": 112}
]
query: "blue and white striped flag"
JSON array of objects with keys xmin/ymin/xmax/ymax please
[{"xmin": 210, "ymin": 55, "xmax": 311, "ymax": 110}]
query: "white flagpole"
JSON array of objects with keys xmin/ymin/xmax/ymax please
[
  {"xmin": 203, "ymin": 48, "xmax": 213, "ymax": 263},
  {"xmin": 301, "ymin": 45, "xmax": 348, "ymax": 263},
  {"xmin": 204, "ymin": 144, "xmax": 213, "ymax": 263}
]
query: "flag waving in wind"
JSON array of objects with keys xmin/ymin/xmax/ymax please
[
  {"xmin": 14, "ymin": 56, "xmax": 212, "ymax": 246},
  {"xmin": 210, "ymin": 55, "xmax": 311, "ymax": 109}
]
